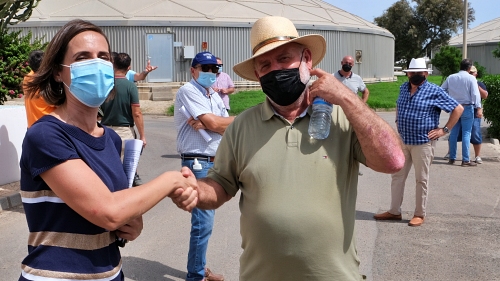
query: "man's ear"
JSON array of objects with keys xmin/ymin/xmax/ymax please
[{"xmin": 304, "ymin": 48, "xmax": 313, "ymax": 69}]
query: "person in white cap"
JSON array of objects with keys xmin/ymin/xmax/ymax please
[
  {"xmin": 374, "ymin": 58, "xmax": 463, "ymax": 227},
  {"xmin": 174, "ymin": 16, "xmax": 405, "ymax": 280}
]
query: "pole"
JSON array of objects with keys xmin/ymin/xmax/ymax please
[{"xmin": 462, "ymin": 0, "xmax": 468, "ymax": 59}]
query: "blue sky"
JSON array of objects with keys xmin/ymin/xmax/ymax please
[{"xmin": 323, "ymin": 0, "xmax": 497, "ymax": 29}]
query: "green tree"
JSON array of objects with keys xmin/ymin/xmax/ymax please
[
  {"xmin": 482, "ymin": 75, "xmax": 500, "ymax": 139},
  {"xmin": 0, "ymin": 0, "xmax": 40, "ymax": 33},
  {"xmin": 0, "ymin": 29, "xmax": 45, "ymax": 104},
  {"xmin": 492, "ymin": 42, "xmax": 500, "ymax": 59},
  {"xmin": 432, "ymin": 46, "xmax": 462, "ymax": 83},
  {"xmin": 375, "ymin": 0, "xmax": 474, "ymax": 68}
]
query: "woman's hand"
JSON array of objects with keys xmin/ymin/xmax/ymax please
[{"xmin": 116, "ymin": 216, "xmax": 143, "ymax": 241}]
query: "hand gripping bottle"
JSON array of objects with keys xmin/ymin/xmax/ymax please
[{"xmin": 308, "ymin": 97, "xmax": 333, "ymax": 139}]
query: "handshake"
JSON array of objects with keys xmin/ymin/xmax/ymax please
[{"xmin": 168, "ymin": 167, "xmax": 201, "ymax": 212}]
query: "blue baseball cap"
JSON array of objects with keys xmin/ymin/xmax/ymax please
[{"xmin": 191, "ymin": 51, "xmax": 217, "ymax": 67}]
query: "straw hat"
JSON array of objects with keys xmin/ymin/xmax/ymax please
[
  {"xmin": 469, "ymin": 65, "xmax": 477, "ymax": 73},
  {"xmin": 233, "ymin": 16, "xmax": 326, "ymax": 81},
  {"xmin": 403, "ymin": 58, "xmax": 432, "ymax": 73}
]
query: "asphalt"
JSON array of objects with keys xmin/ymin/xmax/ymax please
[{"xmin": 1, "ymin": 111, "xmax": 499, "ymax": 212}]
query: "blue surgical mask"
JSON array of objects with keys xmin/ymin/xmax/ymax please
[
  {"xmin": 217, "ymin": 67, "xmax": 222, "ymax": 74},
  {"xmin": 61, "ymin": 58, "xmax": 114, "ymax": 108},
  {"xmin": 196, "ymin": 71, "xmax": 217, "ymax": 88}
]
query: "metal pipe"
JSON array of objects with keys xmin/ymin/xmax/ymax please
[{"xmin": 463, "ymin": 0, "xmax": 468, "ymax": 59}]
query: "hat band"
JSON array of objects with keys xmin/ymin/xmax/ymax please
[{"xmin": 252, "ymin": 36, "xmax": 297, "ymax": 55}]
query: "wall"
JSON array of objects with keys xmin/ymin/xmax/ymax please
[
  {"xmin": 0, "ymin": 106, "xmax": 27, "ymax": 185},
  {"xmin": 12, "ymin": 25, "xmax": 395, "ymax": 83}
]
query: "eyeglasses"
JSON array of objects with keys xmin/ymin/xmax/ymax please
[{"xmin": 196, "ymin": 64, "xmax": 219, "ymax": 73}]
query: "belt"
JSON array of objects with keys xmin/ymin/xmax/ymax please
[
  {"xmin": 181, "ymin": 154, "xmax": 215, "ymax": 162},
  {"xmin": 461, "ymin": 104, "xmax": 473, "ymax": 106}
]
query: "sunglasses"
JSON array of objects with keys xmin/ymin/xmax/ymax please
[{"xmin": 196, "ymin": 64, "xmax": 219, "ymax": 73}]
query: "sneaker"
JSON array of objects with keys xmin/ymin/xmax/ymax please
[
  {"xmin": 443, "ymin": 153, "xmax": 449, "ymax": 160},
  {"xmin": 475, "ymin": 156, "xmax": 483, "ymax": 164},
  {"xmin": 132, "ymin": 174, "xmax": 143, "ymax": 186},
  {"xmin": 461, "ymin": 161, "xmax": 477, "ymax": 167}
]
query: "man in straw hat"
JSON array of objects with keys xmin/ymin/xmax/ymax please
[
  {"xmin": 173, "ymin": 16, "xmax": 405, "ymax": 280},
  {"xmin": 374, "ymin": 58, "xmax": 463, "ymax": 227}
]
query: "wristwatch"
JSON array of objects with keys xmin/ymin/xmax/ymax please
[{"xmin": 442, "ymin": 126, "xmax": 449, "ymax": 133}]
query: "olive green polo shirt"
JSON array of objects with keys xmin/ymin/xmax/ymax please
[{"xmin": 207, "ymin": 99, "xmax": 367, "ymax": 281}]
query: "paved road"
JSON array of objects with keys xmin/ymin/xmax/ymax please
[{"xmin": 1, "ymin": 113, "xmax": 499, "ymax": 281}]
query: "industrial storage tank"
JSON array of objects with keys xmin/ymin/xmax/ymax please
[{"xmin": 13, "ymin": 0, "xmax": 395, "ymax": 84}]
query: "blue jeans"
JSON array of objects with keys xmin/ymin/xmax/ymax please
[
  {"xmin": 181, "ymin": 158, "xmax": 215, "ymax": 281},
  {"xmin": 449, "ymin": 105, "xmax": 474, "ymax": 162}
]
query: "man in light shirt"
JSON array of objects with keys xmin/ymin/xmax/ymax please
[{"xmin": 441, "ymin": 59, "xmax": 482, "ymax": 167}]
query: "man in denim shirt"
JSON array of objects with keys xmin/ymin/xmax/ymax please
[{"xmin": 374, "ymin": 58, "xmax": 463, "ymax": 227}]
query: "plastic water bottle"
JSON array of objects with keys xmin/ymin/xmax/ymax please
[
  {"xmin": 192, "ymin": 158, "xmax": 203, "ymax": 171},
  {"xmin": 308, "ymin": 97, "xmax": 333, "ymax": 139}
]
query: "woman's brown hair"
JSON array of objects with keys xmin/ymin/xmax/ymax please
[{"xmin": 24, "ymin": 19, "xmax": 112, "ymax": 106}]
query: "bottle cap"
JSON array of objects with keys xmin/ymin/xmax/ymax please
[
  {"xmin": 312, "ymin": 97, "xmax": 330, "ymax": 105},
  {"xmin": 193, "ymin": 158, "xmax": 203, "ymax": 170}
]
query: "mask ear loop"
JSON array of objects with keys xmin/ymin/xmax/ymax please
[{"xmin": 299, "ymin": 49, "xmax": 311, "ymax": 86}]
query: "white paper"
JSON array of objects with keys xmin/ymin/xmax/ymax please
[
  {"xmin": 179, "ymin": 106, "xmax": 212, "ymax": 142},
  {"xmin": 123, "ymin": 139, "xmax": 143, "ymax": 188}
]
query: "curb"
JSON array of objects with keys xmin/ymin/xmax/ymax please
[{"xmin": 0, "ymin": 192, "xmax": 22, "ymax": 211}]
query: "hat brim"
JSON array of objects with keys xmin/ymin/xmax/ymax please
[
  {"xmin": 233, "ymin": 34, "xmax": 326, "ymax": 81},
  {"xmin": 403, "ymin": 68, "xmax": 432, "ymax": 74}
]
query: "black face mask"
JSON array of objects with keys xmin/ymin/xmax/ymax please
[
  {"xmin": 260, "ymin": 67, "xmax": 306, "ymax": 106},
  {"xmin": 409, "ymin": 74, "xmax": 426, "ymax": 85},
  {"xmin": 342, "ymin": 64, "xmax": 352, "ymax": 72}
]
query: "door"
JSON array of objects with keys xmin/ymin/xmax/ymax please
[{"xmin": 146, "ymin": 34, "xmax": 174, "ymax": 82}]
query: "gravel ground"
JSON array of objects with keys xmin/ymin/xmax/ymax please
[{"xmin": 2, "ymin": 99, "xmax": 174, "ymax": 115}]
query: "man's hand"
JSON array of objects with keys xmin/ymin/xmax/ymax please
[
  {"xmin": 144, "ymin": 59, "xmax": 158, "ymax": 73},
  {"xmin": 116, "ymin": 216, "xmax": 143, "ymax": 241},
  {"xmin": 428, "ymin": 128, "xmax": 446, "ymax": 140},
  {"xmin": 309, "ymin": 68, "xmax": 351, "ymax": 106},
  {"xmin": 187, "ymin": 116, "xmax": 207, "ymax": 131},
  {"xmin": 170, "ymin": 167, "xmax": 199, "ymax": 212},
  {"xmin": 476, "ymin": 108, "xmax": 483, "ymax": 118}
]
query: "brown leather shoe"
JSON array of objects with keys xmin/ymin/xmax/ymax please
[
  {"xmin": 408, "ymin": 216, "xmax": 424, "ymax": 226},
  {"xmin": 373, "ymin": 211, "xmax": 402, "ymax": 220},
  {"xmin": 461, "ymin": 161, "xmax": 477, "ymax": 167},
  {"xmin": 205, "ymin": 268, "xmax": 224, "ymax": 281}
]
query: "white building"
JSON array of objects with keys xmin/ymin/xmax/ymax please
[{"xmin": 449, "ymin": 17, "xmax": 500, "ymax": 74}]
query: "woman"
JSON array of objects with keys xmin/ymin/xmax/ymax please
[{"xmin": 20, "ymin": 19, "xmax": 198, "ymax": 281}]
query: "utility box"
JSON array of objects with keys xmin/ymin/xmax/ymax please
[{"xmin": 184, "ymin": 46, "xmax": 195, "ymax": 59}]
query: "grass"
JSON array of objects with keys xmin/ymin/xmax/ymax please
[{"xmin": 167, "ymin": 75, "xmax": 444, "ymax": 115}]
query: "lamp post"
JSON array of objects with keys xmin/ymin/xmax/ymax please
[{"xmin": 462, "ymin": 0, "xmax": 468, "ymax": 59}]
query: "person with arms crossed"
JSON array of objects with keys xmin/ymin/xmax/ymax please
[
  {"xmin": 373, "ymin": 58, "xmax": 463, "ymax": 227},
  {"xmin": 23, "ymin": 50, "xmax": 55, "ymax": 128},
  {"xmin": 441, "ymin": 58, "xmax": 482, "ymax": 167},
  {"xmin": 101, "ymin": 52, "xmax": 146, "ymax": 186},
  {"xmin": 333, "ymin": 55, "xmax": 370, "ymax": 103},
  {"xmin": 173, "ymin": 16, "xmax": 404, "ymax": 281},
  {"xmin": 174, "ymin": 51, "xmax": 234, "ymax": 281},
  {"xmin": 20, "ymin": 19, "xmax": 198, "ymax": 281},
  {"xmin": 212, "ymin": 57, "xmax": 235, "ymax": 112}
]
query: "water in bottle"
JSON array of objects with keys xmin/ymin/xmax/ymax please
[{"xmin": 308, "ymin": 97, "xmax": 333, "ymax": 139}]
